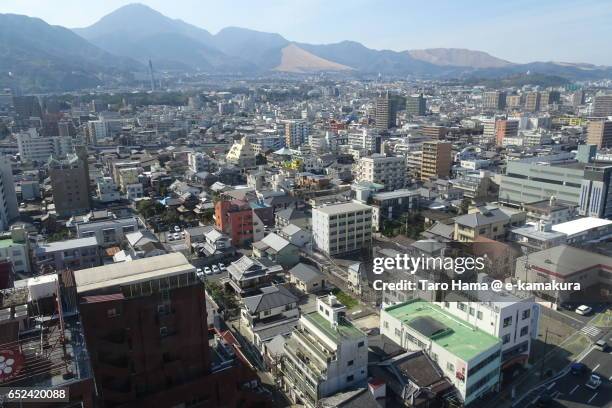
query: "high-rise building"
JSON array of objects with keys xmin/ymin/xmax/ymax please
[
  {"xmin": 17, "ymin": 128, "xmax": 73, "ymax": 163},
  {"xmin": 539, "ymin": 90, "xmax": 560, "ymax": 110},
  {"xmin": 587, "ymin": 119, "xmax": 612, "ymax": 148},
  {"xmin": 483, "ymin": 91, "xmax": 507, "ymax": 110},
  {"xmin": 375, "ymin": 92, "xmax": 398, "ymax": 130},
  {"xmin": 524, "ymin": 92, "xmax": 541, "ymax": 112},
  {"xmin": 0, "ymin": 155, "xmax": 19, "ymax": 231},
  {"xmin": 506, "ymin": 94, "xmax": 522, "ymax": 109},
  {"xmin": 226, "ymin": 136, "xmax": 256, "ymax": 169},
  {"xmin": 579, "ymin": 163, "xmax": 612, "ymax": 219},
  {"xmin": 572, "ymin": 90, "xmax": 585, "ymax": 107},
  {"xmin": 12, "ymin": 95, "xmax": 42, "ymax": 121},
  {"xmin": 48, "ymin": 152, "xmax": 92, "ymax": 217},
  {"xmin": 312, "ymin": 202, "xmax": 372, "ymax": 256},
  {"xmin": 284, "ymin": 120, "xmax": 311, "ymax": 148},
  {"xmin": 420, "ymin": 141, "xmax": 452, "ymax": 180},
  {"xmin": 494, "ymin": 119, "xmax": 519, "ymax": 146},
  {"xmin": 86, "ymin": 120, "xmax": 108, "ymax": 144},
  {"xmin": 357, "ymin": 154, "xmax": 406, "ymax": 190},
  {"xmin": 593, "ymin": 94, "xmax": 612, "ymax": 117},
  {"xmin": 406, "ymin": 93, "xmax": 427, "ymax": 116},
  {"xmin": 73, "ymin": 253, "xmax": 269, "ymax": 408},
  {"xmin": 421, "ymin": 125, "xmax": 448, "ymax": 140}
]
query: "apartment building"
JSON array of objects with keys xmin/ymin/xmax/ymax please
[
  {"xmin": 483, "ymin": 91, "xmax": 507, "ymax": 110},
  {"xmin": 370, "ymin": 189, "xmax": 420, "ymax": 231},
  {"xmin": 34, "ymin": 236, "xmax": 100, "ymax": 273},
  {"xmin": 592, "ymin": 94, "xmax": 612, "ymax": 117},
  {"xmin": 76, "ymin": 217, "xmax": 140, "ymax": 247},
  {"xmin": 381, "ymin": 300, "xmax": 502, "ymax": 406},
  {"xmin": 586, "ymin": 119, "xmax": 612, "ymax": 149},
  {"xmin": 420, "ymin": 141, "xmax": 452, "ymax": 181},
  {"xmin": 285, "ymin": 120, "xmax": 311, "ymax": 148},
  {"xmin": 494, "ymin": 119, "xmax": 519, "ymax": 146},
  {"xmin": 17, "ymin": 128, "xmax": 73, "ymax": 163},
  {"xmin": 312, "ymin": 202, "xmax": 372, "ymax": 256},
  {"xmin": 524, "ymin": 92, "xmax": 541, "ymax": 112},
  {"xmin": 0, "ymin": 155, "xmax": 18, "ymax": 231},
  {"xmin": 48, "ymin": 153, "xmax": 92, "ymax": 217},
  {"xmin": 579, "ymin": 163, "xmax": 612, "ymax": 218},
  {"xmin": 454, "ymin": 206, "xmax": 525, "ymax": 242},
  {"xmin": 226, "ymin": 136, "xmax": 257, "ymax": 169},
  {"xmin": 281, "ymin": 295, "xmax": 368, "ymax": 408},
  {"xmin": 187, "ymin": 151, "xmax": 214, "ymax": 173},
  {"xmin": 357, "ymin": 154, "xmax": 406, "ymax": 190}
]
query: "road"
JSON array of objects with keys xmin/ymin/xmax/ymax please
[{"xmin": 521, "ymin": 329, "xmax": 612, "ymax": 408}]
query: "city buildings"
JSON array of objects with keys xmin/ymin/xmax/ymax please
[
  {"xmin": 375, "ymin": 92, "xmax": 398, "ymax": 130},
  {"xmin": 592, "ymin": 94, "xmax": 612, "ymax": 117},
  {"xmin": 311, "ymin": 202, "xmax": 372, "ymax": 256},
  {"xmin": 483, "ymin": 91, "xmax": 507, "ymax": 110},
  {"xmin": 48, "ymin": 152, "xmax": 92, "ymax": 217},
  {"xmin": 406, "ymin": 93, "xmax": 427, "ymax": 116},
  {"xmin": 421, "ymin": 141, "xmax": 452, "ymax": 180},
  {"xmin": 285, "ymin": 120, "xmax": 311, "ymax": 148},
  {"xmin": 281, "ymin": 294, "xmax": 368, "ymax": 408},
  {"xmin": 0, "ymin": 155, "xmax": 18, "ymax": 231},
  {"xmin": 356, "ymin": 154, "xmax": 406, "ymax": 190},
  {"xmin": 226, "ymin": 136, "xmax": 257, "ymax": 169},
  {"xmin": 34, "ymin": 236, "xmax": 100, "ymax": 273},
  {"xmin": 586, "ymin": 119, "xmax": 612, "ymax": 148}
]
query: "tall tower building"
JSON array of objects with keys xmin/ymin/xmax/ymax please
[
  {"xmin": 420, "ymin": 141, "xmax": 452, "ymax": 181},
  {"xmin": 593, "ymin": 94, "xmax": 612, "ymax": 117},
  {"xmin": 587, "ymin": 119, "xmax": 612, "ymax": 149},
  {"xmin": 572, "ymin": 90, "xmax": 585, "ymax": 107},
  {"xmin": 0, "ymin": 155, "xmax": 19, "ymax": 231},
  {"xmin": 375, "ymin": 92, "xmax": 398, "ymax": 130},
  {"xmin": 406, "ymin": 93, "xmax": 427, "ymax": 116},
  {"xmin": 284, "ymin": 120, "xmax": 310, "ymax": 148},
  {"xmin": 48, "ymin": 152, "xmax": 92, "ymax": 217},
  {"xmin": 524, "ymin": 92, "xmax": 541, "ymax": 112},
  {"xmin": 483, "ymin": 91, "xmax": 507, "ymax": 110},
  {"xmin": 495, "ymin": 119, "xmax": 519, "ymax": 146}
]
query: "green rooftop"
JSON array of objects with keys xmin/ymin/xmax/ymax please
[
  {"xmin": 304, "ymin": 311, "xmax": 365, "ymax": 344},
  {"xmin": 0, "ymin": 239, "xmax": 15, "ymax": 249},
  {"xmin": 385, "ymin": 299, "xmax": 501, "ymax": 361}
]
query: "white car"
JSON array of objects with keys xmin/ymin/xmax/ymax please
[
  {"xmin": 167, "ymin": 235, "xmax": 174, "ymax": 241},
  {"xmin": 212, "ymin": 265, "xmax": 220, "ymax": 274},
  {"xmin": 575, "ymin": 305, "xmax": 592, "ymax": 315},
  {"xmin": 218, "ymin": 263, "xmax": 226, "ymax": 271},
  {"xmin": 173, "ymin": 233, "xmax": 180, "ymax": 240},
  {"xmin": 586, "ymin": 374, "xmax": 601, "ymax": 390},
  {"xmin": 204, "ymin": 267, "xmax": 213, "ymax": 275},
  {"xmin": 196, "ymin": 268, "xmax": 203, "ymax": 276},
  {"xmin": 174, "ymin": 225, "xmax": 181, "ymax": 232}
]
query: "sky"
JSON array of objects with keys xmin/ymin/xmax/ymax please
[{"xmin": 2, "ymin": 0, "xmax": 612, "ymax": 65}]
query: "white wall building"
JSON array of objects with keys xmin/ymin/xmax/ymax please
[
  {"xmin": 312, "ymin": 202, "xmax": 372, "ymax": 256},
  {"xmin": 356, "ymin": 154, "xmax": 406, "ymax": 191},
  {"xmin": 17, "ymin": 129, "xmax": 73, "ymax": 163},
  {"xmin": 0, "ymin": 156, "xmax": 18, "ymax": 231}
]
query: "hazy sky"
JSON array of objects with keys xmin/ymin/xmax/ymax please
[{"xmin": 2, "ymin": 0, "xmax": 612, "ymax": 65}]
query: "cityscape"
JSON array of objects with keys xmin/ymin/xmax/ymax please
[{"xmin": 0, "ymin": 2, "xmax": 611, "ymax": 408}]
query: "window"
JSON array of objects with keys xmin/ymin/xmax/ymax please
[
  {"xmin": 477, "ymin": 311, "xmax": 483, "ymax": 320},
  {"xmin": 469, "ymin": 307, "xmax": 475, "ymax": 316},
  {"xmin": 383, "ymin": 321, "xmax": 389, "ymax": 329},
  {"xmin": 444, "ymin": 301, "xmax": 450, "ymax": 308},
  {"xmin": 458, "ymin": 303, "xmax": 467, "ymax": 311},
  {"xmin": 348, "ymin": 360, "xmax": 354, "ymax": 366},
  {"xmin": 358, "ymin": 341, "xmax": 365, "ymax": 347},
  {"xmin": 520, "ymin": 326, "xmax": 529, "ymax": 337},
  {"xmin": 161, "ymin": 290, "xmax": 170, "ymax": 302},
  {"xmin": 431, "ymin": 352, "xmax": 438, "ymax": 362},
  {"xmin": 395, "ymin": 328, "xmax": 401, "ymax": 337},
  {"xmin": 346, "ymin": 375, "xmax": 354, "ymax": 382},
  {"xmin": 107, "ymin": 308, "xmax": 119, "ymax": 318},
  {"xmin": 522, "ymin": 309, "xmax": 531, "ymax": 320},
  {"xmin": 503, "ymin": 316, "xmax": 512, "ymax": 327},
  {"xmin": 447, "ymin": 362, "xmax": 454, "ymax": 372},
  {"xmin": 502, "ymin": 334, "xmax": 511, "ymax": 344}
]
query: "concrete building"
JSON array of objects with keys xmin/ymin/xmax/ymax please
[
  {"xmin": 312, "ymin": 202, "xmax": 372, "ymax": 256},
  {"xmin": 375, "ymin": 92, "xmax": 398, "ymax": 130},
  {"xmin": 226, "ymin": 136, "xmax": 257, "ymax": 169},
  {"xmin": 252, "ymin": 232, "xmax": 299, "ymax": 268},
  {"xmin": 35, "ymin": 236, "xmax": 100, "ymax": 273},
  {"xmin": 494, "ymin": 119, "xmax": 519, "ymax": 146},
  {"xmin": 524, "ymin": 92, "xmax": 541, "ymax": 112},
  {"xmin": 281, "ymin": 295, "xmax": 368, "ymax": 408},
  {"xmin": 357, "ymin": 154, "xmax": 406, "ymax": 191},
  {"xmin": 86, "ymin": 120, "xmax": 108, "ymax": 144},
  {"xmin": 0, "ymin": 229, "xmax": 30, "ymax": 274},
  {"xmin": 285, "ymin": 120, "xmax": 311, "ymax": 148},
  {"xmin": 483, "ymin": 91, "xmax": 507, "ymax": 110},
  {"xmin": 586, "ymin": 119, "xmax": 612, "ymax": 148},
  {"xmin": 381, "ymin": 300, "xmax": 502, "ymax": 406},
  {"xmin": 406, "ymin": 93, "xmax": 426, "ymax": 116},
  {"xmin": 76, "ymin": 217, "xmax": 140, "ymax": 247},
  {"xmin": 17, "ymin": 129, "xmax": 73, "ymax": 163},
  {"xmin": 48, "ymin": 153, "xmax": 92, "ymax": 217},
  {"xmin": 579, "ymin": 163, "xmax": 612, "ymax": 218},
  {"xmin": 188, "ymin": 151, "xmax": 214, "ymax": 173},
  {"xmin": 370, "ymin": 189, "xmax": 420, "ymax": 231},
  {"xmin": 454, "ymin": 206, "xmax": 525, "ymax": 242},
  {"xmin": 0, "ymin": 156, "xmax": 18, "ymax": 231},
  {"xmin": 592, "ymin": 94, "xmax": 612, "ymax": 117},
  {"xmin": 421, "ymin": 125, "xmax": 448, "ymax": 140},
  {"xmin": 96, "ymin": 177, "xmax": 121, "ymax": 202},
  {"xmin": 421, "ymin": 141, "xmax": 452, "ymax": 181}
]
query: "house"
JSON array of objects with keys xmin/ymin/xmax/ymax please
[
  {"xmin": 279, "ymin": 224, "xmax": 311, "ymax": 247},
  {"xmin": 227, "ymin": 255, "xmax": 284, "ymax": 295},
  {"xmin": 252, "ymin": 233, "xmax": 299, "ymax": 268},
  {"xmin": 125, "ymin": 230, "xmax": 166, "ymax": 258},
  {"xmin": 35, "ymin": 237, "xmax": 101, "ymax": 273},
  {"xmin": 241, "ymin": 285, "xmax": 300, "ymax": 352},
  {"xmin": 288, "ymin": 263, "xmax": 326, "ymax": 293}
]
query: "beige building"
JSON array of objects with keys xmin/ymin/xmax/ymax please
[
  {"xmin": 48, "ymin": 152, "xmax": 91, "ymax": 217},
  {"xmin": 357, "ymin": 154, "xmax": 406, "ymax": 190},
  {"xmin": 524, "ymin": 91, "xmax": 541, "ymax": 112},
  {"xmin": 420, "ymin": 141, "xmax": 452, "ymax": 181},
  {"xmin": 587, "ymin": 119, "xmax": 612, "ymax": 149},
  {"xmin": 453, "ymin": 206, "xmax": 525, "ymax": 242},
  {"xmin": 226, "ymin": 136, "xmax": 256, "ymax": 170}
]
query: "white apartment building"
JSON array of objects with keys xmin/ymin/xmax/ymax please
[
  {"xmin": 76, "ymin": 217, "xmax": 140, "ymax": 247},
  {"xmin": 97, "ymin": 177, "xmax": 121, "ymax": 202},
  {"xmin": 187, "ymin": 151, "xmax": 213, "ymax": 173},
  {"xmin": 381, "ymin": 300, "xmax": 502, "ymax": 406},
  {"xmin": 281, "ymin": 295, "xmax": 368, "ymax": 408},
  {"xmin": 0, "ymin": 156, "xmax": 18, "ymax": 231},
  {"xmin": 312, "ymin": 202, "xmax": 372, "ymax": 256},
  {"xmin": 436, "ymin": 293, "xmax": 539, "ymax": 374},
  {"xmin": 348, "ymin": 129, "xmax": 379, "ymax": 154},
  {"xmin": 284, "ymin": 120, "xmax": 311, "ymax": 148},
  {"xmin": 357, "ymin": 154, "xmax": 406, "ymax": 191},
  {"xmin": 17, "ymin": 129, "xmax": 73, "ymax": 163},
  {"xmin": 87, "ymin": 120, "xmax": 108, "ymax": 144}
]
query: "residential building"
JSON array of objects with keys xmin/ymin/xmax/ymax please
[
  {"xmin": 76, "ymin": 217, "xmax": 140, "ymax": 247},
  {"xmin": 375, "ymin": 92, "xmax": 398, "ymax": 130},
  {"xmin": 483, "ymin": 91, "xmax": 507, "ymax": 110},
  {"xmin": 288, "ymin": 263, "xmax": 326, "ymax": 293},
  {"xmin": 17, "ymin": 129, "xmax": 73, "ymax": 163},
  {"xmin": 494, "ymin": 119, "xmax": 519, "ymax": 146},
  {"xmin": 586, "ymin": 119, "xmax": 612, "ymax": 148},
  {"xmin": 226, "ymin": 136, "xmax": 257, "ymax": 169},
  {"xmin": 97, "ymin": 177, "xmax": 121, "ymax": 202},
  {"xmin": 592, "ymin": 94, "xmax": 612, "ymax": 117},
  {"xmin": 0, "ymin": 229, "xmax": 30, "ymax": 274},
  {"xmin": 357, "ymin": 154, "xmax": 406, "ymax": 190},
  {"xmin": 421, "ymin": 141, "xmax": 452, "ymax": 181},
  {"xmin": 285, "ymin": 120, "xmax": 311, "ymax": 148},
  {"xmin": 370, "ymin": 189, "xmax": 420, "ymax": 231},
  {"xmin": 312, "ymin": 202, "xmax": 372, "ymax": 256},
  {"xmin": 86, "ymin": 120, "xmax": 108, "ymax": 144},
  {"xmin": 188, "ymin": 151, "xmax": 214, "ymax": 173},
  {"xmin": 281, "ymin": 295, "xmax": 368, "ymax": 407},
  {"xmin": 579, "ymin": 163, "xmax": 612, "ymax": 218},
  {"xmin": 406, "ymin": 93, "xmax": 426, "ymax": 116},
  {"xmin": 252, "ymin": 232, "xmax": 300, "ymax": 268},
  {"xmin": 522, "ymin": 197, "xmax": 575, "ymax": 225},
  {"xmin": 524, "ymin": 92, "xmax": 541, "ymax": 112},
  {"xmin": 381, "ymin": 300, "xmax": 502, "ymax": 405},
  {"xmin": 551, "ymin": 216, "xmax": 612, "ymax": 244},
  {"xmin": 421, "ymin": 125, "xmax": 448, "ymax": 140},
  {"xmin": 0, "ymin": 155, "xmax": 18, "ymax": 231},
  {"xmin": 215, "ymin": 199, "xmax": 256, "ymax": 246},
  {"xmin": 73, "ymin": 253, "xmax": 269, "ymax": 408},
  {"xmin": 35, "ymin": 236, "xmax": 100, "ymax": 273},
  {"xmin": 227, "ymin": 255, "xmax": 284, "ymax": 295},
  {"xmin": 454, "ymin": 206, "xmax": 525, "ymax": 242},
  {"xmin": 48, "ymin": 152, "xmax": 92, "ymax": 217}
]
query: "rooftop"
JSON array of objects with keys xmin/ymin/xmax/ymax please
[
  {"xmin": 303, "ymin": 311, "xmax": 365, "ymax": 344},
  {"xmin": 521, "ymin": 245, "xmax": 612, "ymax": 276},
  {"xmin": 551, "ymin": 217, "xmax": 612, "ymax": 237},
  {"xmin": 313, "ymin": 202, "xmax": 372, "ymax": 216},
  {"xmin": 384, "ymin": 299, "xmax": 500, "ymax": 361},
  {"xmin": 36, "ymin": 236, "xmax": 99, "ymax": 253}
]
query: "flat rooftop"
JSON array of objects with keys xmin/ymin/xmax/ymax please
[
  {"xmin": 313, "ymin": 201, "xmax": 372, "ymax": 215},
  {"xmin": 303, "ymin": 311, "xmax": 365, "ymax": 344},
  {"xmin": 384, "ymin": 299, "xmax": 500, "ymax": 361},
  {"xmin": 551, "ymin": 217, "xmax": 612, "ymax": 236}
]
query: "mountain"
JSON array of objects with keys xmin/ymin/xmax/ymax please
[
  {"xmin": 407, "ymin": 48, "xmax": 512, "ymax": 68},
  {"xmin": 0, "ymin": 13, "xmax": 137, "ymax": 91},
  {"xmin": 213, "ymin": 27, "xmax": 289, "ymax": 69},
  {"xmin": 274, "ymin": 44, "xmax": 353, "ymax": 73},
  {"xmin": 73, "ymin": 3, "xmax": 252, "ymax": 72}
]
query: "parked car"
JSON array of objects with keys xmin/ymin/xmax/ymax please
[
  {"xmin": 204, "ymin": 266, "xmax": 213, "ymax": 275},
  {"xmin": 173, "ymin": 232, "xmax": 180, "ymax": 240},
  {"xmin": 571, "ymin": 363, "xmax": 586, "ymax": 375},
  {"xmin": 167, "ymin": 235, "xmax": 174, "ymax": 241},
  {"xmin": 212, "ymin": 265, "xmax": 220, "ymax": 274},
  {"xmin": 576, "ymin": 305, "xmax": 593, "ymax": 315},
  {"xmin": 218, "ymin": 263, "xmax": 226, "ymax": 271},
  {"xmin": 174, "ymin": 225, "xmax": 181, "ymax": 232},
  {"xmin": 586, "ymin": 374, "xmax": 602, "ymax": 390},
  {"xmin": 594, "ymin": 339, "xmax": 609, "ymax": 351},
  {"xmin": 560, "ymin": 302, "xmax": 576, "ymax": 311}
]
